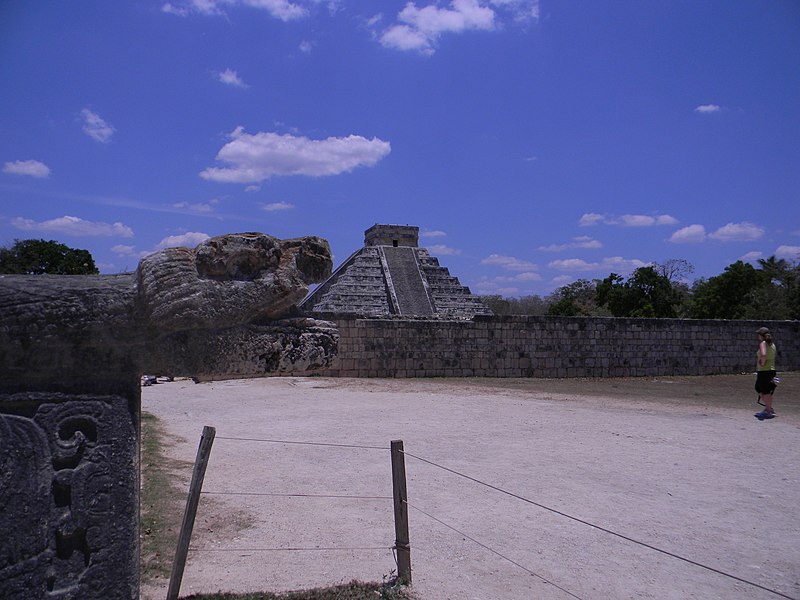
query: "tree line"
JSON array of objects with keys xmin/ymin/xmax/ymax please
[
  {"xmin": 0, "ymin": 239, "xmax": 99, "ymax": 275},
  {"xmin": 2, "ymin": 240, "xmax": 797, "ymax": 320},
  {"xmin": 480, "ymin": 258, "xmax": 800, "ymax": 320}
]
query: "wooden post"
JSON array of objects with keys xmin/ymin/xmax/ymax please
[
  {"xmin": 167, "ymin": 425, "xmax": 216, "ymax": 600},
  {"xmin": 391, "ymin": 439, "xmax": 412, "ymax": 584}
]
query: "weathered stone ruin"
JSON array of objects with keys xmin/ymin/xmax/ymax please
[
  {"xmin": 301, "ymin": 224, "xmax": 492, "ymax": 319},
  {"xmin": 0, "ymin": 232, "xmax": 338, "ymax": 599}
]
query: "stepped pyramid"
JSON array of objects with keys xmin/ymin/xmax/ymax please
[{"xmin": 301, "ymin": 224, "xmax": 492, "ymax": 319}]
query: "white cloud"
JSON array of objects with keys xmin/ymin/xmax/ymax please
[
  {"xmin": 161, "ymin": 3, "xmax": 190, "ymax": 15},
  {"xmin": 218, "ymin": 68, "xmax": 248, "ymax": 88},
  {"xmin": 490, "ymin": 0, "xmax": 540, "ymax": 21},
  {"xmin": 580, "ymin": 212, "xmax": 677, "ymax": 227},
  {"xmin": 574, "ymin": 235, "xmax": 603, "ymax": 248},
  {"xmin": 244, "ymin": 0, "xmax": 308, "ymax": 20},
  {"xmin": 192, "ymin": 0, "xmax": 225, "ymax": 14},
  {"xmin": 547, "ymin": 258, "xmax": 596, "ymax": 271},
  {"xmin": 112, "ymin": 244, "xmax": 139, "ymax": 257},
  {"xmin": 380, "ymin": 0, "xmax": 537, "ymax": 54},
  {"xmin": 695, "ymin": 104, "xmax": 722, "ymax": 114},
  {"xmin": 740, "ymin": 251, "xmax": 763, "ymax": 264},
  {"xmin": 775, "ymin": 245, "xmax": 800, "ymax": 260},
  {"xmin": 578, "ymin": 212, "xmax": 605, "ymax": 227},
  {"xmin": 162, "ymin": 0, "xmax": 308, "ymax": 20},
  {"xmin": 548, "ymin": 256, "xmax": 648, "ymax": 274},
  {"xmin": 200, "ymin": 127, "xmax": 391, "ymax": 183},
  {"xmin": 509, "ymin": 271, "xmax": 541, "ymax": 281},
  {"xmin": 3, "ymin": 159, "xmax": 50, "ymax": 178},
  {"xmin": 421, "ymin": 230, "xmax": 447, "ymax": 238},
  {"xmin": 669, "ymin": 224, "xmax": 706, "ymax": 244},
  {"xmin": 480, "ymin": 254, "xmax": 537, "ymax": 271},
  {"xmin": 614, "ymin": 214, "xmax": 678, "ymax": 227},
  {"xmin": 114, "ymin": 232, "xmax": 211, "ymax": 260},
  {"xmin": 154, "ymin": 232, "xmax": 211, "ymax": 250},
  {"xmin": 173, "ymin": 199, "xmax": 219, "ymax": 213},
  {"xmin": 538, "ymin": 236, "xmax": 602, "ymax": 252},
  {"xmin": 12, "ymin": 215, "xmax": 133, "ymax": 237},
  {"xmin": 474, "ymin": 265, "xmax": 542, "ymax": 295},
  {"xmin": 492, "ymin": 273, "xmax": 539, "ymax": 284},
  {"xmin": 399, "ymin": 0, "xmax": 496, "ymax": 34},
  {"xmin": 299, "ymin": 40, "xmax": 313, "ymax": 53},
  {"xmin": 381, "ymin": 23, "xmax": 435, "ymax": 53},
  {"xmin": 550, "ymin": 275, "xmax": 573, "ymax": 286},
  {"xmin": 263, "ymin": 201, "xmax": 294, "ymax": 211},
  {"xmin": 709, "ymin": 222, "xmax": 764, "ymax": 242},
  {"xmin": 428, "ymin": 244, "xmax": 461, "ymax": 256},
  {"xmin": 81, "ymin": 108, "xmax": 115, "ymax": 143},
  {"xmin": 474, "ymin": 279, "xmax": 520, "ymax": 295},
  {"xmin": 619, "ymin": 215, "xmax": 658, "ymax": 227},
  {"xmin": 245, "ymin": 185, "xmax": 261, "ymax": 192}
]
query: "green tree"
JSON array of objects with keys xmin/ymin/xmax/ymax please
[
  {"xmin": 515, "ymin": 294, "xmax": 549, "ymax": 316},
  {"xmin": 749, "ymin": 256, "xmax": 800, "ymax": 319},
  {"xmin": 479, "ymin": 295, "xmax": 513, "ymax": 315},
  {"xmin": 479, "ymin": 294, "xmax": 548, "ymax": 315},
  {"xmin": 546, "ymin": 279, "xmax": 599, "ymax": 316},
  {"xmin": 596, "ymin": 267, "xmax": 679, "ymax": 318},
  {"xmin": 595, "ymin": 273, "xmax": 627, "ymax": 316},
  {"xmin": 0, "ymin": 239, "xmax": 99, "ymax": 275},
  {"xmin": 689, "ymin": 260, "xmax": 764, "ymax": 319},
  {"xmin": 655, "ymin": 258, "xmax": 695, "ymax": 283}
]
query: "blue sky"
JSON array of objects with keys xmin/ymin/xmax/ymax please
[{"xmin": 1, "ymin": 0, "xmax": 799, "ymax": 297}]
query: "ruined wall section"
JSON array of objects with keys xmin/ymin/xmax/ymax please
[{"xmin": 301, "ymin": 315, "xmax": 800, "ymax": 378}]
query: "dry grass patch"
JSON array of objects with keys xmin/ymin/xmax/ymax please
[
  {"xmin": 140, "ymin": 411, "xmax": 191, "ymax": 584},
  {"xmin": 180, "ymin": 579, "xmax": 416, "ymax": 599}
]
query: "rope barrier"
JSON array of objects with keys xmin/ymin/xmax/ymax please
[
  {"xmin": 215, "ymin": 436, "xmax": 387, "ymax": 450},
  {"xmin": 401, "ymin": 450, "xmax": 798, "ymax": 600},
  {"xmin": 184, "ymin": 434, "xmax": 795, "ymax": 599},
  {"xmin": 406, "ymin": 500, "xmax": 584, "ymax": 600},
  {"xmin": 202, "ymin": 491, "xmax": 391, "ymax": 500},
  {"xmin": 189, "ymin": 546, "xmax": 392, "ymax": 552}
]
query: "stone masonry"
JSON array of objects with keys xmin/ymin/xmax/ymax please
[{"xmin": 296, "ymin": 315, "xmax": 799, "ymax": 378}]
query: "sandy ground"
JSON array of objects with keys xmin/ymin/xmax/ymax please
[{"xmin": 141, "ymin": 374, "xmax": 800, "ymax": 600}]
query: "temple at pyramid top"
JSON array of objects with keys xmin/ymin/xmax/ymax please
[{"xmin": 301, "ymin": 224, "xmax": 492, "ymax": 319}]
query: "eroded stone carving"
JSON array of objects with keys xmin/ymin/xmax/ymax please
[
  {"xmin": 0, "ymin": 232, "xmax": 338, "ymax": 383},
  {"xmin": 0, "ymin": 394, "xmax": 137, "ymax": 599},
  {"xmin": 0, "ymin": 232, "xmax": 338, "ymax": 599}
]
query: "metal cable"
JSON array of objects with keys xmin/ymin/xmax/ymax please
[
  {"xmin": 215, "ymin": 436, "xmax": 387, "ymax": 450},
  {"xmin": 189, "ymin": 546, "xmax": 392, "ymax": 552},
  {"xmin": 401, "ymin": 450, "xmax": 797, "ymax": 600},
  {"xmin": 201, "ymin": 491, "xmax": 391, "ymax": 500},
  {"xmin": 406, "ymin": 500, "xmax": 584, "ymax": 600}
]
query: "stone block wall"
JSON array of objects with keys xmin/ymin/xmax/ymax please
[{"xmin": 299, "ymin": 315, "xmax": 799, "ymax": 378}]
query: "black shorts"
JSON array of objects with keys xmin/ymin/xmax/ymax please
[{"xmin": 755, "ymin": 370, "xmax": 777, "ymax": 395}]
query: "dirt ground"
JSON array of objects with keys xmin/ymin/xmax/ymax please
[{"xmin": 141, "ymin": 373, "xmax": 800, "ymax": 600}]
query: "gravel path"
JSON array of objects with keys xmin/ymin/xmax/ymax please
[{"xmin": 141, "ymin": 374, "xmax": 800, "ymax": 600}]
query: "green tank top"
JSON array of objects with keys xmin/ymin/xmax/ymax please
[{"xmin": 757, "ymin": 342, "xmax": 776, "ymax": 371}]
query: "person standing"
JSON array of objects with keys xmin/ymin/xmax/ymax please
[{"xmin": 754, "ymin": 326, "xmax": 778, "ymax": 420}]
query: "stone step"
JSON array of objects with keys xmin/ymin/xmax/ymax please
[{"xmin": 381, "ymin": 247, "xmax": 433, "ymax": 316}]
